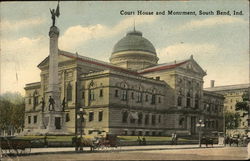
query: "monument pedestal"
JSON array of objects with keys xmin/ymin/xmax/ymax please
[{"xmin": 39, "ymin": 110, "xmax": 67, "ymax": 135}]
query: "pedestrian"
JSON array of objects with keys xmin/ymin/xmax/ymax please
[
  {"xmin": 142, "ymin": 136, "xmax": 146, "ymax": 145},
  {"xmin": 137, "ymin": 136, "xmax": 142, "ymax": 145},
  {"xmin": 44, "ymin": 133, "xmax": 48, "ymax": 148},
  {"xmin": 171, "ymin": 132, "xmax": 176, "ymax": 145},
  {"xmin": 175, "ymin": 133, "xmax": 178, "ymax": 145}
]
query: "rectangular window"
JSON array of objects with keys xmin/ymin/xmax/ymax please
[
  {"xmin": 158, "ymin": 97, "xmax": 161, "ymax": 103},
  {"xmin": 33, "ymin": 115, "xmax": 37, "ymax": 124},
  {"xmin": 152, "ymin": 115, "xmax": 156, "ymax": 125},
  {"xmin": 115, "ymin": 90, "xmax": 119, "ymax": 97},
  {"xmin": 158, "ymin": 115, "xmax": 161, "ymax": 123},
  {"xmin": 145, "ymin": 115, "xmax": 149, "ymax": 125},
  {"xmin": 177, "ymin": 97, "xmax": 182, "ymax": 106},
  {"xmin": 156, "ymin": 76, "xmax": 160, "ymax": 80},
  {"xmin": 28, "ymin": 116, "xmax": 31, "ymax": 124},
  {"xmin": 28, "ymin": 98, "xmax": 31, "ymax": 104},
  {"xmin": 66, "ymin": 113, "xmax": 70, "ymax": 122},
  {"xmin": 82, "ymin": 91, "xmax": 85, "ymax": 99},
  {"xmin": 145, "ymin": 95, "xmax": 148, "ymax": 102},
  {"xmin": 137, "ymin": 92, "xmax": 142, "ymax": 103},
  {"xmin": 186, "ymin": 98, "xmax": 191, "ymax": 107},
  {"xmin": 98, "ymin": 111, "xmax": 103, "ymax": 122},
  {"xmin": 151, "ymin": 95, "xmax": 156, "ymax": 104},
  {"xmin": 122, "ymin": 90, "xmax": 127, "ymax": 101},
  {"xmin": 89, "ymin": 112, "xmax": 94, "ymax": 122},
  {"xmin": 34, "ymin": 96, "xmax": 39, "ymax": 106},
  {"xmin": 99, "ymin": 89, "xmax": 103, "ymax": 97},
  {"xmin": 131, "ymin": 92, "xmax": 134, "ymax": 99}
]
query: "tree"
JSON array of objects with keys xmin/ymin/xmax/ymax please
[
  {"xmin": 235, "ymin": 92, "xmax": 249, "ymax": 117},
  {"xmin": 225, "ymin": 111, "xmax": 241, "ymax": 129},
  {"xmin": 0, "ymin": 92, "xmax": 25, "ymax": 135}
]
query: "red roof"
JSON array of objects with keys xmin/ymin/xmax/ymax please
[
  {"xmin": 139, "ymin": 60, "xmax": 188, "ymax": 74},
  {"xmin": 60, "ymin": 52, "xmax": 139, "ymax": 76}
]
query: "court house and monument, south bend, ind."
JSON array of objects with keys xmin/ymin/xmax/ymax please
[{"xmin": 23, "ymin": 11, "xmax": 225, "ymax": 137}]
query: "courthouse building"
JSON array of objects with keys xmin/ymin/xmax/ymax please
[{"xmin": 23, "ymin": 25, "xmax": 224, "ymax": 136}]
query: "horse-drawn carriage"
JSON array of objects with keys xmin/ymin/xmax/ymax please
[
  {"xmin": 72, "ymin": 134, "xmax": 120, "ymax": 151},
  {"xmin": 0, "ymin": 137, "xmax": 31, "ymax": 155},
  {"xmin": 200, "ymin": 136, "xmax": 214, "ymax": 147}
]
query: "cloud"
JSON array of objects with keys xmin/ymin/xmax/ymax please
[
  {"xmin": 176, "ymin": 16, "xmax": 247, "ymax": 32},
  {"xmin": 1, "ymin": 18, "xmax": 46, "ymax": 31},
  {"xmin": 59, "ymin": 15, "xmax": 158, "ymax": 51},
  {"xmin": 157, "ymin": 43, "xmax": 220, "ymax": 63},
  {"xmin": 1, "ymin": 36, "xmax": 48, "ymax": 94}
]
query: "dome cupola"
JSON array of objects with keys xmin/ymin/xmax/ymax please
[{"xmin": 110, "ymin": 30, "xmax": 158, "ymax": 71}]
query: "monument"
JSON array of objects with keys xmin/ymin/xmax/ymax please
[{"xmin": 39, "ymin": 2, "xmax": 67, "ymax": 134}]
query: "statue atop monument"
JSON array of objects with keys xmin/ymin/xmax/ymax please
[{"xmin": 50, "ymin": 2, "xmax": 60, "ymax": 26}]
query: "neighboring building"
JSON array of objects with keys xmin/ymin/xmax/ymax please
[
  {"xmin": 205, "ymin": 83, "xmax": 250, "ymax": 135},
  {"xmin": 23, "ymin": 26, "xmax": 224, "ymax": 137}
]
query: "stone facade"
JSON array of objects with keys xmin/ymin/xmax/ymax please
[
  {"xmin": 205, "ymin": 84, "xmax": 249, "ymax": 135},
  {"xmin": 23, "ymin": 28, "xmax": 224, "ymax": 137}
]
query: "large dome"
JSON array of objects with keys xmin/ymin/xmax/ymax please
[{"xmin": 112, "ymin": 30, "xmax": 156, "ymax": 55}]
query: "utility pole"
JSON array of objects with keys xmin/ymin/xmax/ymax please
[
  {"xmin": 74, "ymin": 53, "xmax": 79, "ymax": 151},
  {"xmin": 75, "ymin": 80, "xmax": 78, "ymax": 151}
]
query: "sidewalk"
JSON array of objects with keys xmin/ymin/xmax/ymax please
[{"xmin": 29, "ymin": 144, "xmax": 225, "ymax": 155}]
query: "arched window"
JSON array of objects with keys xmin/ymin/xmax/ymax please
[
  {"xmin": 121, "ymin": 83, "xmax": 128, "ymax": 101},
  {"xmin": 122, "ymin": 111, "xmax": 128, "ymax": 123},
  {"xmin": 66, "ymin": 83, "xmax": 72, "ymax": 101},
  {"xmin": 177, "ymin": 90, "xmax": 182, "ymax": 106},
  {"xmin": 89, "ymin": 89, "xmax": 95, "ymax": 101}
]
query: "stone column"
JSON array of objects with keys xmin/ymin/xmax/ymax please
[{"xmin": 46, "ymin": 26, "xmax": 61, "ymax": 111}]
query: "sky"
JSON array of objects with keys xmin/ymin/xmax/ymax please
[{"xmin": 0, "ymin": 0, "xmax": 249, "ymax": 95}]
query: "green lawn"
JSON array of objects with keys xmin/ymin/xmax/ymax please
[
  {"xmin": 118, "ymin": 136, "xmax": 188, "ymax": 142},
  {"xmin": 16, "ymin": 135, "xmax": 74, "ymax": 142},
  {"xmin": 16, "ymin": 135, "xmax": 191, "ymax": 142}
]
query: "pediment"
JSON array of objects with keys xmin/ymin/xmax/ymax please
[
  {"xmin": 37, "ymin": 53, "xmax": 73, "ymax": 68},
  {"xmin": 178, "ymin": 59, "xmax": 206, "ymax": 76}
]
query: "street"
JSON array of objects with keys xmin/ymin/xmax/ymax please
[{"xmin": 1, "ymin": 145, "xmax": 248, "ymax": 160}]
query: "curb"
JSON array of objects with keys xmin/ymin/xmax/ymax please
[{"xmin": 1, "ymin": 145, "xmax": 225, "ymax": 157}]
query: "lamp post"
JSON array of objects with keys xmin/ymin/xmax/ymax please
[
  {"xmin": 77, "ymin": 107, "xmax": 86, "ymax": 151},
  {"xmin": 196, "ymin": 119, "xmax": 205, "ymax": 148}
]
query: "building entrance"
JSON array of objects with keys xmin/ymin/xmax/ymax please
[{"xmin": 55, "ymin": 117, "xmax": 61, "ymax": 129}]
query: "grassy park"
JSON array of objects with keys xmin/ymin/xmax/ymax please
[{"xmin": 16, "ymin": 135, "xmax": 194, "ymax": 142}]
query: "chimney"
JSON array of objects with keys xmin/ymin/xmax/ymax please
[{"xmin": 210, "ymin": 80, "xmax": 215, "ymax": 88}]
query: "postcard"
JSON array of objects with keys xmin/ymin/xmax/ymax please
[{"xmin": 0, "ymin": 0, "xmax": 249, "ymax": 160}]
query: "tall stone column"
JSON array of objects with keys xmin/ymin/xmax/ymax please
[
  {"xmin": 42, "ymin": 26, "xmax": 64, "ymax": 133},
  {"xmin": 47, "ymin": 26, "xmax": 61, "ymax": 112}
]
